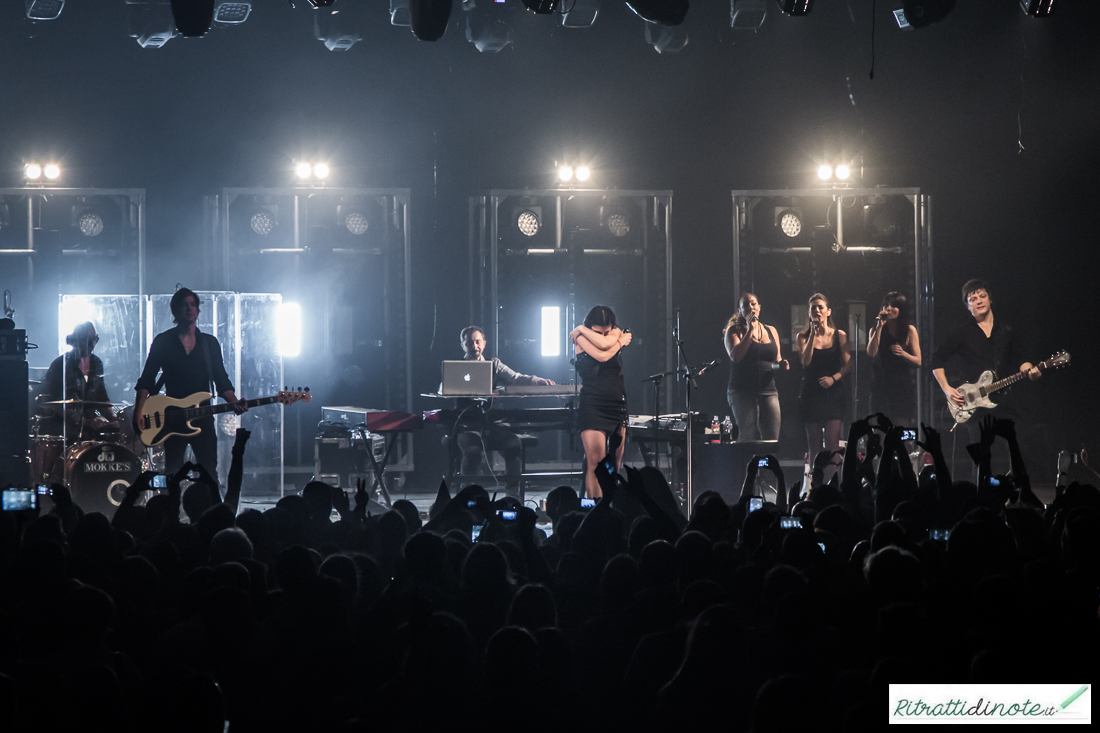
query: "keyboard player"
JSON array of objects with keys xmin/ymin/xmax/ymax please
[{"xmin": 455, "ymin": 326, "xmax": 555, "ymax": 494}]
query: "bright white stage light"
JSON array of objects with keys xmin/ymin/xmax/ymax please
[
  {"xmin": 44, "ymin": 164, "xmax": 61, "ymax": 180},
  {"xmin": 295, "ymin": 162, "xmax": 312, "ymax": 179},
  {"xmin": 312, "ymin": 162, "xmax": 330, "ymax": 179},
  {"xmin": 345, "ymin": 211, "xmax": 369, "ymax": 235},
  {"xmin": 25, "ymin": 164, "xmax": 42, "ymax": 180},
  {"xmin": 575, "ymin": 166, "xmax": 591, "ymax": 182},
  {"xmin": 277, "ymin": 302, "xmax": 302, "ymax": 357},
  {"xmin": 606, "ymin": 213, "xmax": 630, "ymax": 237},
  {"xmin": 250, "ymin": 210, "xmax": 275, "ymax": 236},
  {"xmin": 817, "ymin": 165, "xmax": 833, "ymax": 180},
  {"xmin": 78, "ymin": 211, "xmax": 105, "ymax": 237},
  {"xmin": 835, "ymin": 164, "xmax": 851, "ymax": 180},
  {"xmin": 541, "ymin": 306, "xmax": 561, "ymax": 357},
  {"xmin": 558, "ymin": 166, "xmax": 574, "ymax": 182},
  {"xmin": 517, "ymin": 210, "xmax": 540, "ymax": 237},
  {"xmin": 58, "ymin": 296, "xmax": 97, "ymax": 356},
  {"xmin": 779, "ymin": 211, "xmax": 802, "ymax": 237}
]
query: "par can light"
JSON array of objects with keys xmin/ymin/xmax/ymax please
[
  {"xmin": 817, "ymin": 165, "xmax": 833, "ymax": 180},
  {"xmin": 312, "ymin": 163, "xmax": 330, "ymax": 180},
  {"xmin": 575, "ymin": 166, "xmax": 591, "ymax": 182},
  {"xmin": 835, "ymin": 164, "xmax": 851, "ymax": 180},
  {"xmin": 44, "ymin": 164, "xmax": 61, "ymax": 180},
  {"xmin": 558, "ymin": 166, "xmax": 574, "ymax": 182},
  {"xmin": 295, "ymin": 162, "xmax": 312, "ymax": 179},
  {"xmin": 25, "ymin": 164, "xmax": 42, "ymax": 180},
  {"xmin": 517, "ymin": 210, "xmax": 541, "ymax": 237}
]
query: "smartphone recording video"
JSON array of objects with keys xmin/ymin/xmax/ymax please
[
  {"xmin": 929, "ymin": 528, "xmax": 951, "ymax": 541},
  {"xmin": 757, "ymin": 458, "xmax": 768, "ymax": 468},
  {"xmin": 580, "ymin": 497, "xmax": 596, "ymax": 509},
  {"xmin": 471, "ymin": 524, "xmax": 484, "ymax": 542},
  {"xmin": 2, "ymin": 489, "xmax": 36, "ymax": 512},
  {"xmin": 779, "ymin": 516, "xmax": 802, "ymax": 530},
  {"xmin": 36, "ymin": 484, "xmax": 51, "ymax": 496},
  {"xmin": 498, "ymin": 510, "xmax": 518, "ymax": 521},
  {"xmin": 152, "ymin": 474, "xmax": 168, "ymax": 489},
  {"xmin": 901, "ymin": 429, "xmax": 918, "ymax": 441},
  {"xmin": 748, "ymin": 497, "xmax": 763, "ymax": 513}
]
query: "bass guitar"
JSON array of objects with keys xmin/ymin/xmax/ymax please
[
  {"xmin": 138, "ymin": 389, "xmax": 311, "ymax": 447},
  {"xmin": 947, "ymin": 351, "xmax": 1070, "ymax": 424}
]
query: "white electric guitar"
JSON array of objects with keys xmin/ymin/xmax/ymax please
[
  {"xmin": 947, "ymin": 351, "xmax": 1070, "ymax": 424},
  {"xmin": 138, "ymin": 389, "xmax": 311, "ymax": 447}
]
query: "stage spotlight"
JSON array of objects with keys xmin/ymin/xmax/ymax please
[
  {"xmin": 24, "ymin": 164, "xmax": 42, "ymax": 180},
  {"xmin": 561, "ymin": 0, "xmax": 599, "ymax": 27},
  {"xmin": 214, "ymin": 1, "xmax": 251, "ymax": 23},
  {"xmin": 314, "ymin": 6, "xmax": 362, "ymax": 51},
  {"xmin": 464, "ymin": 1, "xmax": 513, "ymax": 53},
  {"xmin": 605, "ymin": 213, "xmax": 630, "ymax": 237},
  {"xmin": 250, "ymin": 210, "xmax": 275, "ymax": 236},
  {"xmin": 778, "ymin": 210, "xmax": 802, "ymax": 237},
  {"xmin": 410, "ymin": 0, "xmax": 452, "ymax": 41},
  {"xmin": 775, "ymin": 0, "xmax": 812, "ymax": 15},
  {"xmin": 344, "ymin": 211, "xmax": 370, "ymax": 235},
  {"xmin": 312, "ymin": 163, "xmax": 330, "ymax": 180},
  {"xmin": 835, "ymin": 164, "xmax": 851, "ymax": 180},
  {"xmin": 27, "ymin": 0, "xmax": 64, "ymax": 20},
  {"xmin": 44, "ymin": 164, "xmax": 61, "ymax": 180},
  {"xmin": 896, "ymin": 0, "xmax": 954, "ymax": 28},
  {"xmin": 541, "ymin": 306, "xmax": 561, "ymax": 357},
  {"xmin": 295, "ymin": 162, "xmax": 312, "ymax": 179},
  {"xmin": 731, "ymin": 0, "xmax": 767, "ymax": 30},
  {"xmin": 1020, "ymin": 0, "xmax": 1054, "ymax": 16},
  {"xmin": 644, "ymin": 21, "xmax": 688, "ymax": 53},
  {"xmin": 127, "ymin": 0, "xmax": 178, "ymax": 48},
  {"xmin": 390, "ymin": 0, "xmax": 411, "ymax": 25},
  {"xmin": 627, "ymin": 0, "xmax": 689, "ymax": 26},
  {"xmin": 171, "ymin": 0, "xmax": 215, "ymax": 37},
  {"xmin": 77, "ymin": 211, "xmax": 105, "ymax": 237},
  {"xmin": 817, "ymin": 165, "xmax": 833, "ymax": 180},
  {"xmin": 558, "ymin": 166, "xmax": 574, "ymax": 182},
  {"xmin": 277, "ymin": 302, "xmax": 302, "ymax": 358},
  {"xmin": 517, "ymin": 210, "xmax": 541, "ymax": 237},
  {"xmin": 58, "ymin": 297, "xmax": 97, "ymax": 356},
  {"xmin": 575, "ymin": 166, "xmax": 591, "ymax": 182}
]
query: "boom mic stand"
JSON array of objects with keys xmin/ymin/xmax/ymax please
[{"xmin": 672, "ymin": 310, "xmax": 721, "ymax": 517}]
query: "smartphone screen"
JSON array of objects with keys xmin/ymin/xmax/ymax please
[
  {"xmin": 757, "ymin": 458, "xmax": 768, "ymax": 468},
  {"xmin": 989, "ymin": 477, "xmax": 1001, "ymax": 487},
  {"xmin": 929, "ymin": 528, "xmax": 951, "ymax": 541},
  {"xmin": 2, "ymin": 490, "xmax": 36, "ymax": 512},
  {"xmin": 36, "ymin": 484, "xmax": 51, "ymax": 496},
  {"xmin": 498, "ymin": 510, "xmax": 518, "ymax": 521},
  {"xmin": 580, "ymin": 497, "xmax": 596, "ymax": 509},
  {"xmin": 748, "ymin": 497, "xmax": 763, "ymax": 513},
  {"xmin": 152, "ymin": 474, "xmax": 168, "ymax": 489},
  {"xmin": 779, "ymin": 516, "xmax": 802, "ymax": 530},
  {"xmin": 471, "ymin": 524, "xmax": 484, "ymax": 542},
  {"xmin": 901, "ymin": 429, "xmax": 917, "ymax": 441},
  {"xmin": 466, "ymin": 499, "xmax": 478, "ymax": 508}
]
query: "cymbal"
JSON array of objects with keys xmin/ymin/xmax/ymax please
[{"xmin": 42, "ymin": 399, "xmax": 121, "ymax": 407}]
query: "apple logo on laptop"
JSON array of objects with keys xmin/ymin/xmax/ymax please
[{"xmin": 464, "ymin": 373, "xmax": 471, "ymax": 382}]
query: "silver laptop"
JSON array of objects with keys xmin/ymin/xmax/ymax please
[{"xmin": 441, "ymin": 360, "xmax": 493, "ymax": 396}]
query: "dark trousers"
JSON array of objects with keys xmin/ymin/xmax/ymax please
[
  {"xmin": 457, "ymin": 425, "xmax": 523, "ymax": 491},
  {"xmin": 164, "ymin": 417, "xmax": 218, "ymax": 479},
  {"xmin": 728, "ymin": 389, "xmax": 781, "ymax": 441}
]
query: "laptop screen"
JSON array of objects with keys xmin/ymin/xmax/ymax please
[{"xmin": 441, "ymin": 360, "xmax": 494, "ymax": 396}]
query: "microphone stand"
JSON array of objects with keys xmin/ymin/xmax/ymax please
[{"xmin": 671, "ymin": 310, "xmax": 721, "ymax": 518}]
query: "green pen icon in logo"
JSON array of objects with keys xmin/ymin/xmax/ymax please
[{"xmin": 1060, "ymin": 686, "xmax": 1088, "ymax": 710}]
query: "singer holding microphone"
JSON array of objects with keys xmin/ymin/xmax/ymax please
[
  {"xmin": 796, "ymin": 293, "xmax": 851, "ymax": 477},
  {"xmin": 867, "ymin": 291, "xmax": 921, "ymax": 426},
  {"xmin": 570, "ymin": 305, "xmax": 631, "ymax": 499},
  {"xmin": 724, "ymin": 293, "xmax": 789, "ymax": 441}
]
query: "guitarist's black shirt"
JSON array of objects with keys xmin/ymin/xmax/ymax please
[
  {"xmin": 929, "ymin": 317, "xmax": 1027, "ymax": 388},
  {"xmin": 135, "ymin": 328, "xmax": 235, "ymax": 402}
]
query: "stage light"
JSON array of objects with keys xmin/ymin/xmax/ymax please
[
  {"xmin": 731, "ymin": 0, "xmax": 767, "ymax": 30},
  {"xmin": 605, "ymin": 213, "xmax": 630, "ymax": 237},
  {"xmin": 817, "ymin": 165, "xmax": 833, "ymax": 180},
  {"xmin": 214, "ymin": 1, "xmax": 251, "ymax": 23},
  {"xmin": 345, "ymin": 211, "xmax": 370, "ymax": 235},
  {"xmin": 644, "ymin": 21, "xmax": 688, "ymax": 54},
  {"xmin": 312, "ymin": 163, "xmax": 330, "ymax": 179},
  {"xmin": 295, "ymin": 162, "xmax": 312, "ymax": 179},
  {"xmin": 835, "ymin": 164, "xmax": 851, "ymax": 180},
  {"xmin": 277, "ymin": 302, "xmax": 302, "ymax": 358},
  {"xmin": 24, "ymin": 164, "xmax": 42, "ymax": 180},
  {"xmin": 464, "ymin": 1, "xmax": 513, "ymax": 53},
  {"xmin": 44, "ymin": 164, "xmax": 61, "ymax": 180},
  {"xmin": 778, "ymin": 210, "xmax": 802, "ymax": 237},
  {"xmin": 250, "ymin": 210, "xmax": 275, "ymax": 236},
  {"xmin": 390, "ymin": 0, "xmax": 411, "ymax": 25},
  {"xmin": 558, "ymin": 166, "xmax": 574, "ymax": 182},
  {"xmin": 576, "ymin": 166, "xmax": 591, "ymax": 182},
  {"xmin": 627, "ymin": 0, "xmax": 689, "ymax": 26},
  {"xmin": 78, "ymin": 212, "xmax": 105, "ymax": 237},
  {"xmin": 541, "ymin": 306, "xmax": 561, "ymax": 357},
  {"xmin": 314, "ymin": 6, "xmax": 362, "ymax": 51},
  {"xmin": 410, "ymin": 0, "xmax": 452, "ymax": 41},
  {"xmin": 127, "ymin": 0, "xmax": 178, "ymax": 48},
  {"xmin": 775, "ymin": 0, "xmax": 813, "ymax": 15},
  {"xmin": 561, "ymin": 0, "xmax": 599, "ymax": 27},
  {"xmin": 58, "ymin": 296, "xmax": 97, "ymax": 356},
  {"xmin": 171, "ymin": 0, "xmax": 215, "ymax": 37},
  {"xmin": 517, "ymin": 210, "xmax": 541, "ymax": 237},
  {"xmin": 1020, "ymin": 0, "xmax": 1054, "ymax": 16},
  {"xmin": 896, "ymin": 0, "xmax": 954, "ymax": 28},
  {"xmin": 27, "ymin": 0, "xmax": 65, "ymax": 20}
]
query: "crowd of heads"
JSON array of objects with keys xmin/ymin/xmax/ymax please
[{"xmin": 0, "ymin": 414, "xmax": 1096, "ymax": 732}]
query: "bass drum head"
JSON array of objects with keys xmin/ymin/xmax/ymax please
[
  {"xmin": 65, "ymin": 442, "xmax": 142, "ymax": 517},
  {"xmin": 32, "ymin": 435, "xmax": 66, "ymax": 484}
]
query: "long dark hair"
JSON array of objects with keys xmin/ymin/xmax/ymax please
[
  {"xmin": 170, "ymin": 287, "xmax": 201, "ymax": 325},
  {"xmin": 583, "ymin": 305, "xmax": 617, "ymax": 329},
  {"xmin": 798, "ymin": 293, "xmax": 835, "ymax": 340},
  {"xmin": 881, "ymin": 291, "xmax": 911, "ymax": 336},
  {"xmin": 723, "ymin": 293, "xmax": 756, "ymax": 336}
]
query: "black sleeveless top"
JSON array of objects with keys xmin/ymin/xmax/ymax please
[{"xmin": 728, "ymin": 336, "xmax": 778, "ymax": 394}]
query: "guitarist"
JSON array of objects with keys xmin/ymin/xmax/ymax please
[
  {"xmin": 930, "ymin": 279, "xmax": 1040, "ymax": 431},
  {"xmin": 132, "ymin": 288, "xmax": 247, "ymax": 478}
]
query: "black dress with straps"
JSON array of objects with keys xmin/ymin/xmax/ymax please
[
  {"xmin": 575, "ymin": 350, "xmax": 627, "ymax": 434},
  {"xmin": 870, "ymin": 326, "xmax": 917, "ymax": 420},
  {"xmin": 799, "ymin": 332, "xmax": 847, "ymax": 423}
]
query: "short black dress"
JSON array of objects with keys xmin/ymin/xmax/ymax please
[
  {"xmin": 575, "ymin": 349, "xmax": 627, "ymax": 434},
  {"xmin": 799, "ymin": 332, "xmax": 848, "ymax": 423},
  {"xmin": 870, "ymin": 326, "xmax": 917, "ymax": 421}
]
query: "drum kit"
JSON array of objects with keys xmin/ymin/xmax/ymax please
[{"xmin": 31, "ymin": 396, "xmax": 164, "ymax": 516}]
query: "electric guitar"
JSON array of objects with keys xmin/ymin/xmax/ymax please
[
  {"xmin": 947, "ymin": 351, "xmax": 1070, "ymax": 424},
  {"xmin": 138, "ymin": 389, "xmax": 311, "ymax": 447}
]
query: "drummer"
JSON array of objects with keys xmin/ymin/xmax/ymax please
[{"xmin": 39, "ymin": 321, "xmax": 118, "ymax": 440}]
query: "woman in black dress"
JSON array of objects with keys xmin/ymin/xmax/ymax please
[
  {"xmin": 796, "ymin": 293, "xmax": 851, "ymax": 479},
  {"xmin": 867, "ymin": 291, "xmax": 921, "ymax": 427},
  {"xmin": 570, "ymin": 305, "xmax": 632, "ymax": 499},
  {"xmin": 724, "ymin": 293, "xmax": 789, "ymax": 441}
]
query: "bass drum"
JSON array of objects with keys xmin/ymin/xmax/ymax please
[
  {"xmin": 32, "ymin": 435, "xmax": 66, "ymax": 484},
  {"xmin": 65, "ymin": 442, "xmax": 142, "ymax": 517}
]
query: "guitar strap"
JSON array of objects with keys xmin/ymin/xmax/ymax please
[{"xmin": 199, "ymin": 333, "xmax": 215, "ymax": 401}]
